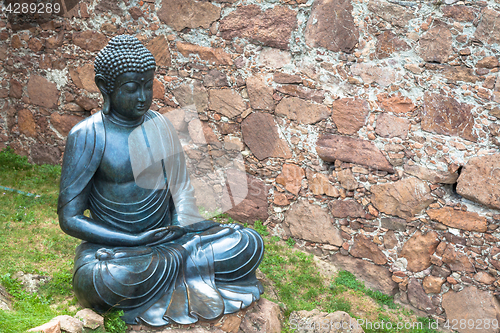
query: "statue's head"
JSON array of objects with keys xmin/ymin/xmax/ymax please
[{"xmin": 94, "ymin": 35, "xmax": 156, "ymax": 118}]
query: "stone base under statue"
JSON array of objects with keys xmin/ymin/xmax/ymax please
[{"xmin": 126, "ymin": 298, "xmax": 282, "ymax": 333}]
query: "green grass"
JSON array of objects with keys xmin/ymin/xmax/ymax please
[
  {"xmin": 0, "ymin": 147, "xmax": 82, "ymax": 332},
  {"xmin": 254, "ymin": 223, "xmax": 440, "ymax": 333},
  {"xmin": 0, "ymin": 148, "xmax": 440, "ymax": 333},
  {"xmin": 334, "ymin": 270, "xmax": 397, "ymax": 309}
]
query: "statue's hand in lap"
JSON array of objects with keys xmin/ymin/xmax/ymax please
[{"xmin": 140, "ymin": 225, "xmax": 186, "ymax": 246}]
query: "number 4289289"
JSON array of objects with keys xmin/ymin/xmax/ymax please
[{"xmin": 3, "ymin": 2, "xmax": 61, "ymax": 14}]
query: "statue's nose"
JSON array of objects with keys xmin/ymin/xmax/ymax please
[{"xmin": 138, "ymin": 88, "xmax": 146, "ymax": 102}]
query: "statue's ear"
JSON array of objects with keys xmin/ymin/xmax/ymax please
[
  {"xmin": 95, "ymin": 74, "xmax": 108, "ymax": 94},
  {"xmin": 95, "ymin": 74, "xmax": 110, "ymax": 115}
]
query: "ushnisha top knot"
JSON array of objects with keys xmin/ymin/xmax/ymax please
[{"xmin": 94, "ymin": 35, "xmax": 156, "ymax": 92}]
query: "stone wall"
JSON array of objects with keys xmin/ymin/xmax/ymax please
[{"xmin": 2, "ymin": 0, "xmax": 500, "ymax": 323}]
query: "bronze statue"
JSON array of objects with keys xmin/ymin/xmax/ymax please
[{"xmin": 57, "ymin": 35, "xmax": 264, "ymax": 326}]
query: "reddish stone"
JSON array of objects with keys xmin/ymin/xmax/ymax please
[
  {"xmin": 219, "ymin": 5, "xmax": 298, "ymax": 50},
  {"xmin": 308, "ymin": 173, "xmax": 339, "ymax": 197},
  {"xmin": 241, "ymin": 112, "xmax": 292, "ymax": 160},
  {"xmin": 246, "ymin": 76, "xmax": 274, "ymax": 111},
  {"xmin": 477, "ymin": 56, "xmax": 499, "ymax": 69},
  {"xmin": 72, "ymin": 31, "xmax": 108, "ymax": 52},
  {"xmin": 146, "ymin": 35, "xmax": 171, "ymax": 67},
  {"xmin": 350, "ymin": 234, "xmax": 387, "ymax": 265},
  {"xmin": 474, "ymin": 8, "xmax": 500, "ymax": 46},
  {"xmin": 75, "ymin": 96, "xmax": 98, "ymax": 111},
  {"xmin": 27, "ymin": 76, "xmax": 59, "ymax": 109},
  {"xmin": 426, "ymin": 64, "xmax": 478, "ymax": 83},
  {"xmin": 377, "ymin": 92, "xmax": 415, "ymax": 114},
  {"xmin": 422, "ymin": 92, "xmax": 476, "ymax": 142},
  {"xmin": 474, "ymin": 271, "xmax": 496, "ymax": 285},
  {"xmin": 350, "ymin": 63, "xmax": 402, "ymax": 87},
  {"xmin": 375, "ymin": 113, "xmax": 409, "ymax": 139},
  {"xmin": 239, "ymin": 299, "xmax": 282, "ymax": 333},
  {"xmin": 422, "ymin": 276, "xmax": 445, "ymax": 294},
  {"xmin": 400, "ymin": 230, "xmax": 439, "ymax": 272},
  {"xmin": 384, "ymin": 231, "xmax": 398, "ymax": 249},
  {"xmin": 28, "ymin": 38, "xmax": 44, "ymax": 52},
  {"xmin": 153, "ymin": 79, "xmax": 164, "ymax": 100},
  {"xmin": 50, "ymin": 113, "xmax": 84, "ymax": 137},
  {"xmin": 330, "ymin": 253, "xmax": 398, "ymax": 295},
  {"xmin": 27, "ymin": 320, "xmax": 60, "ymax": 333},
  {"xmin": 11, "ymin": 35, "xmax": 22, "ymax": 48},
  {"xmin": 284, "ymin": 199, "xmax": 343, "ymax": 246},
  {"xmin": 336, "ymin": 169, "xmax": 358, "ymax": 191},
  {"xmin": 456, "ymin": 154, "xmax": 500, "ymax": 210},
  {"xmin": 177, "ymin": 42, "xmax": 232, "ymax": 65},
  {"xmin": 331, "ymin": 98, "xmax": 369, "ymax": 135},
  {"xmin": 45, "ymin": 31, "xmax": 65, "ymax": 49},
  {"xmin": 380, "ymin": 217, "xmax": 406, "ymax": 231},
  {"xmin": 203, "ymin": 69, "xmax": 228, "ymax": 87},
  {"xmin": 443, "ymin": 286, "xmax": 500, "ymax": 333},
  {"xmin": 172, "ymin": 81, "xmax": 208, "ymax": 112},
  {"xmin": 0, "ymin": 45, "xmax": 7, "ymax": 61},
  {"xmin": 442, "ymin": 5, "xmax": 479, "ymax": 22},
  {"xmin": 187, "ymin": 120, "xmax": 218, "ymax": 145},
  {"xmin": 208, "ymin": 89, "xmax": 246, "ymax": 118},
  {"xmin": 158, "ymin": 0, "xmax": 221, "ymax": 31},
  {"xmin": 371, "ymin": 177, "xmax": 433, "ymax": 220},
  {"xmin": 328, "ymin": 199, "xmax": 366, "ymax": 219},
  {"xmin": 404, "ymin": 164, "xmax": 458, "ymax": 184},
  {"xmin": 418, "ymin": 22, "xmax": 452, "ymax": 64},
  {"xmin": 407, "ymin": 278, "xmax": 436, "ymax": 314},
  {"xmin": 274, "ymin": 193, "xmax": 289, "ymax": 206},
  {"xmin": 224, "ymin": 173, "xmax": 269, "ymax": 224},
  {"xmin": 316, "ymin": 134, "xmax": 394, "ymax": 173},
  {"xmin": 275, "ymin": 164, "xmax": 305, "ymax": 195},
  {"xmin": 94, "ymin": 1, "xmax": 122, "ymax": 15},
  {"xmin": 9, "ymin": 79, "xmax": 22, "ymax": 99},
  {"xmin": 273, "ymin": 73, "xmax": 302, "ymax": 84},
  {"xmin": 128, "ymin": 6, "xmax": 143, "ymax": 20},
  {"xmin": 17, "ymin": 109, "xmax": 37, "ymax": 137},
  {"xmin": 76, "ymin": 64, "xmax": 99, "ymax": 93},
  {"xmin": 304, "ymin": 0, "xmax": 359, "ymax": 53},
  {"xmin": 30, "ymin": 144, "xmax": 61, "ymax": 165},
  {"xmin": 374, "ymin": 31, "xmax": 410, "ymax": 59},
  {"xmin": 162, "ymin": 108, "xmax": 187, "ymax": 132},
  {"xmin": 442, "ymin": 244, "xmax": 475, "ymax": 273},
  {"xmin": 275, "ymin": 85, "xmax": 325, "ymax": 103},
  {"xmin": 75, "ymin": 309, "xmax": 104, "ymax": 330},
  {"xmin": 427, "ymin": 207, "xmax": 487, "ymax": 232},
  {"xmin": 368, "ymin": 0, "xmax": 414, "ymax": 28},
  {"xmin": 276, "ymin": 97, "xmax": 330, "ymax": 125}
]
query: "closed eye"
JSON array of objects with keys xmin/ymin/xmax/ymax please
[{"xmin": 122, "ymin": 82, "xmax": 138, "ymax": 92}]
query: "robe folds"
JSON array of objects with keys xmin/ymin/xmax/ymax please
[{"xmin": 58, "ymin": 111, "xmax": 264, "ymax": 326}]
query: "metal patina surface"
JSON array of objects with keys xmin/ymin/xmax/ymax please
[{"xmin": 57, "ymin": 35, "xmax": 263, "ymax": 326}]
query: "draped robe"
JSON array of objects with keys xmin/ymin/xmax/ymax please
[{"xmin": 58, "ymin": 111, "xmax": 264, "ymax": 326}]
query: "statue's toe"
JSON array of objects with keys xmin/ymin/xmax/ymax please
[{"xmin": 95, "ymin": 248, "xmax": 114, "ymax": 260}]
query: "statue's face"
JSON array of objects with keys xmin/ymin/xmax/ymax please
[{"xmin": 109, "ymin": 69, "xmax": 155, "ymax": 120}]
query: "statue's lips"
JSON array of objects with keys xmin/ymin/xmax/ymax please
[{"xmin": 136, "ymin": 105, "xmax": 147, "ymax": 111}]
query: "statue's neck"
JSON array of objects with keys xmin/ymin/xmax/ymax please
[{"xmin": 106, "ymin": 111, "xmax": 145, "ymax": 127}]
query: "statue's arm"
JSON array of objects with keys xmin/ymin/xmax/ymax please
[
  {"xmin": 58, "ymin": 182, "xmax": 172, "ymax": 246},
  {"xmin": 58, "ymin": 183, "xmax": 136, "ymax": 246}
]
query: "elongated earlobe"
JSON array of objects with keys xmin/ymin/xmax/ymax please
[
  {"xmin": 102, "ymin": 95, "xmax": 110, "ymax": 115},
  {"xmin": 95, "ymin": 74, "xmax": 110, "ymax": 115}
]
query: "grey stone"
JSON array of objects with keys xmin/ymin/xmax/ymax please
[
  {"xmin": 380, "ymin": 217, "xmax": 407, "ymax": 232},
  {"xmin": 407, "ymin": 278, "xmax": 437, "ymax": 314},
  {"xmin": 284, "ymin": 199, "xmax": 343, "ymax": 247}
]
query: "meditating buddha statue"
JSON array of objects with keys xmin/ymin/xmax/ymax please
[{"xmin": 57, "ymin": 35, "xmax": 264, "ymax": 326}]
